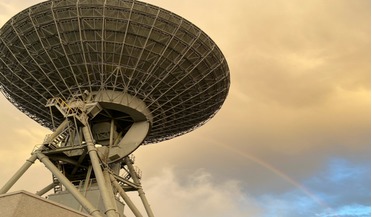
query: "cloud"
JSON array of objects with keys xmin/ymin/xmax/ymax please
[
  {"xmin": 252, "ymin": 157, "xmax": 371, "ymax": 217},
  {"xmin": 127, "ymin": 167, "xmax": 263, "ymax": 217},
  {"xmin": 126, "ymin": 158, "xmax": 370, "ymax": 217},
  {"xmin": 0, "ymin": 96, "xmax": 49, "ymax": 162},
  {"xmin": 0, "ymin": 0, "xmax": 369, "ymax": 217},
  {"xmin": 316, "ymin": 205, "xmax": 371, "ymax": 217},
  {"xmin": 257, "ymin": 192, "xmax": 371, "ymax": 217},
  {"xmin": 305, "ymin": 158, "xmax": 371, "ymax": 207}
]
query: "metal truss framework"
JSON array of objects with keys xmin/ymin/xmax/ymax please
[
  {"xmin": 0, "ymin": 0, "xmax": 230, "ymax": 144},
  {"xmin": 0, "ymin": 95, "xmax": 155, "ymax": 217}
]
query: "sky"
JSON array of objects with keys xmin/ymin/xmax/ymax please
[{"xmin": 0, "ymin": 0, "xmax": 370, "ymax": 217}]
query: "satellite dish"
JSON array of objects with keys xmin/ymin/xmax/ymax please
[{"xmin": 0, "ymin": 0, "xmax": 230, "ymax": 216}]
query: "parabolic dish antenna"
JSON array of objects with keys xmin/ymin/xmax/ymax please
[
  {"xmin": 0, "ymin": 0, "xmax": 230, "ymax": 144},
  {"xmin": 0, "ymin": 0, "xmax": 230, "ymax": 216}
]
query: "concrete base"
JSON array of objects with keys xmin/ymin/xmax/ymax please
[
  {"xmin": 0, "ymin": 191, "xmax": 91, "ymax": 217},
  {"xmin": 48, "ymin": 186, "xmax": 125, "ymax": 216}
]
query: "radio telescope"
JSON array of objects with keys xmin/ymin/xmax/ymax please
[{"xmin": 0, "ymin": 0, "xmax": 230, "ymax": 216}]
